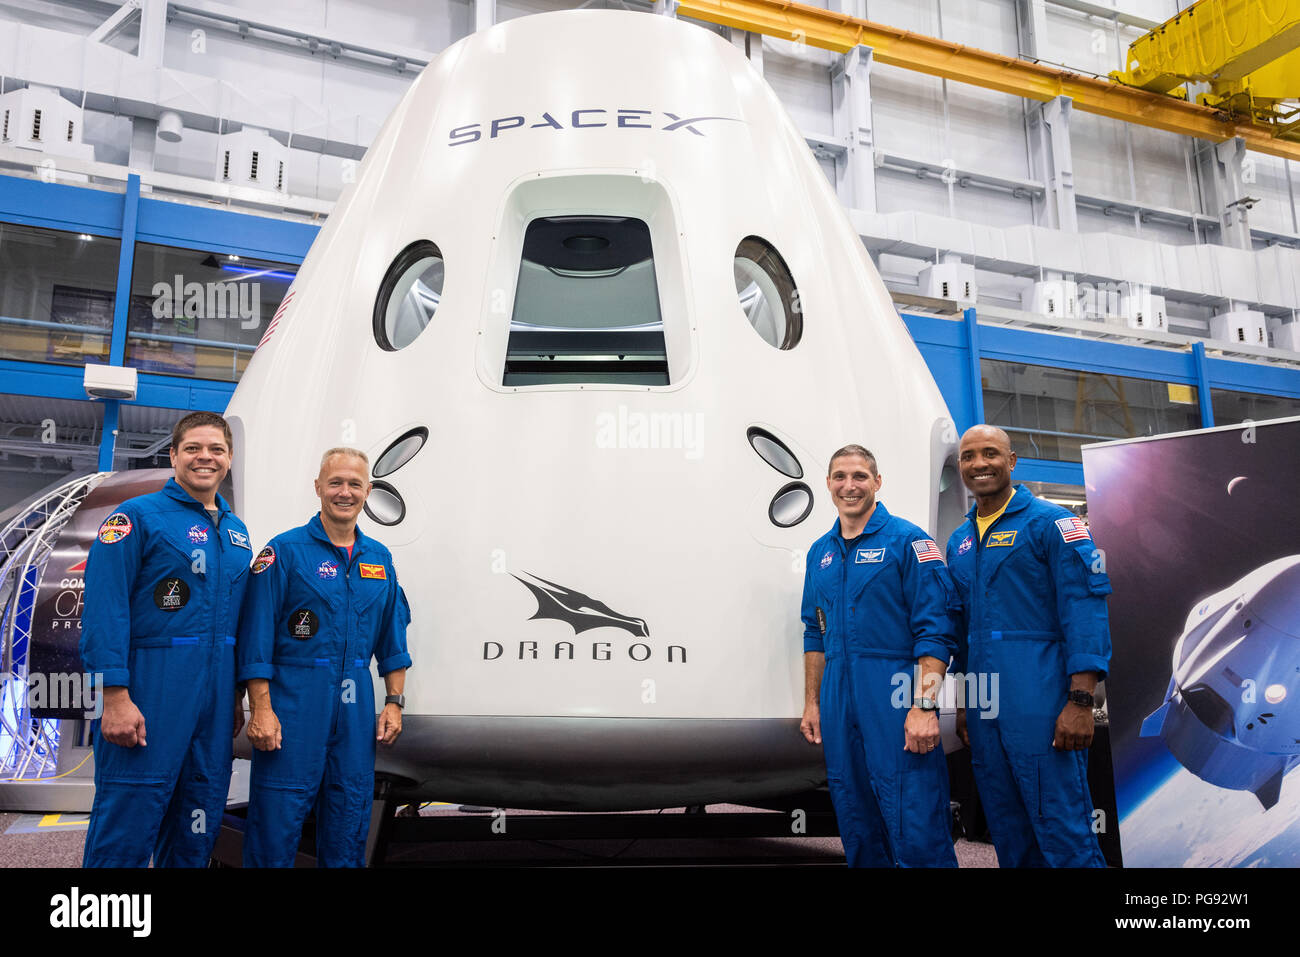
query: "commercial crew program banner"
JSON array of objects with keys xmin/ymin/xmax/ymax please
[{"xmin": 1082, "ymin": 416, "xmax": 1300, "ymax": 867}]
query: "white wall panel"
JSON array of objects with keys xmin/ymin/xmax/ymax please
[
  {"xmin": 1071, "ymin": 112, "xmax": 1132, "ymax": 198},
  {"xmin": 875, "ymin": 166, "xmax": 952, "ymax": 217},
  {"xmin": 938, "ymin": 0, "xmax": 1018, "ymax": 55},
  {"xmin": 1246, "ymin": 154, "xmax": 1299, "ymax": 236},
  {"xmin": 870, "ymin": 63, "xmax": 946, "ymax": 162},
  {"xmin": 946, "ymin": 85, "xmax": 1029, "ymax": 180},
  {"xmin": 1044, "ymin": 7, "xmax": 1143, "ymax": 74},
  {"xmin": 952, "ymin": 187, "xmax": 1035, "ymax": 228},
  {"xmin": 761, "ymin": 48, "xmax": 834, "ymax": 136},
  {"xmin": 1078, "ymin": 204, "xmax": 1140, "ymax": 238},
  {"xmin": 862, "ymin": 0, "xmax": 940, "ymax": 34},
  {"xmin": 1128, "ymin": 125, "xmax": 1194, "ymax": 212}
]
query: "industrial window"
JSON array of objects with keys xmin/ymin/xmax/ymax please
[
  {"xmin": 982, "ymin": 359, "xmax": 1201, "ymax": 463},
  {"xmin": 0, "ymin": 223, "xmax": 122, "ymax": 367},
  {"xmin": 734, "ymin": 236, "xmax": 800, "ymax": 350},
  {"xmin": 124, "ymin": 243, "xmax": 298, "ymax": 383},
  {"xmin": 31, "ymin": 109, "xmax": 41, "ymax": 141},
  {"xmin": 373, "ymin": 241, "xmax": 444, "ymax": 351},
  {"xmin": 276, "ymin": 161, "xmax": 284, "ymax": 192},
  {"xmin": 503, "ymin": 216, "xmax": 667, "ymax": 386},
  {"xmin": 222, "ymin": 151, "xmax": 230, "ymax": 180},
  {"xmin": 249, "ymin": 151, "xmax": 259, "ymax": 181},
  {"xmin": 3, "ymin": 109, "xmax": 10, "ymax": 141},
  {"xmin": 66, "ymin": 120, "xmax": 74, "ymax": 142},
  {"xmin": 1210, "ymin": 388, "xmax": 1300, "ymax": 426}
]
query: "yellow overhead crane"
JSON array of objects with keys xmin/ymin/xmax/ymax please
[
  {"xmin": 674, "ymin": 0, "xmax": 1300, "ymax": 161},
  {"xmin": 1110, "ymin": 0, "xmax": 1300, "ymax": 137}
]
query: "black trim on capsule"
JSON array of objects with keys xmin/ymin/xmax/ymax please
[
  {"xmin": 364, "ymin": 481, "xmax": 406, "ymax": 526},
  {"xmin": 373, "ymin": 240, "xmax": 444, "ymax": 352},
  {"xmin": 373, "ymin": 427, "xmax": 429, "ymax": 479},
  {"xmin": 746, "ymin": 426, "xmax": 803, "ymax": 479},
  {"xmin": 768, "ymin": 482, "xmax": 813, "ymax": 528}
]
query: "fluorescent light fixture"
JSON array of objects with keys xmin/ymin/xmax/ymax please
[{"xmin": 220, "ymin": 264, "xmax": 296, "ymax": 281}]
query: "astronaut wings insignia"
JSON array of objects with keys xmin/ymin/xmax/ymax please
[{"xmin": 512, "ymin": 572, "xmax": 650, "ymax": 638}]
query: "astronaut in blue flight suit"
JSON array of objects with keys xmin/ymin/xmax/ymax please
[
  {"xmin": 80, "ymin": 412, "xmax": 251, "ymax": 867},
  {"xmin": 239, "ymin": 447, "xmax": 410, "ymax": 868},
  {"xmin": 945, "ymin": 425, "xmax": 1110, "ymax": 868},
  {"xmin": 800, "ymin": 444, "xmax": 960, "ymax": 868}
]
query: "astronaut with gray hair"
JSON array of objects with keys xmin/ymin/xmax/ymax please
[{"xmin": 238, "ymin": 447, "xmax": 412, "ymax": 867}]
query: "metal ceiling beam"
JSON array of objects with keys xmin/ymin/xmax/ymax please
[{"xmin": 674, "ymin": 0, "xmax": 1300, "ymax": 161}]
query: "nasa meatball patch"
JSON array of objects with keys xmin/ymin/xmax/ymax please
[
  {"xmin": 153, "ymin": 577, "xmax": 190, "ymax": 611},
  {"xmin": 251, "ymin": 546, "xmax": 276, "ymax": 574},
  {"xmin": 288, "ymin": 608, "xmax": 319, "ymax": 639},
  {"xmin": 358, "ymin": 563, "xmax": 387, "ymax": 580},
  {"xmin": 957, "ymin": 535, "xmax": 973, "ymax": 555},
  {"xmin": 317, "ymin": 560, "xmax": 338, "ymax": 580},
  {"xmin": 98, "ymin": 512, "xmax": 133, "ymax": 544},
  {"xmin": 819, "ymin": 551, "xmax": 834, "ymax": 570},
  {"xmin": 187, "ymin": 524, "xmax": 209, "ymax": 544}
]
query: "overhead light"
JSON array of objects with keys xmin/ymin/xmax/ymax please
[
  {"xmin": 221, "ymin": 264, "xmax": 296, "ymax": 281},
  {"xmin": 79, "ymin": 234, "xmax": 93, "ymax": 241},
  {"xmin": 227, "ymin": 254, "xmax": 240, "ymax": 261}
]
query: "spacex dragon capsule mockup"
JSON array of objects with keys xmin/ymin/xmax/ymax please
[
  {"xmin": 223, "ymin": 9, "xmax": 963, "ymax": 810},
  {"xmin": 1142, "ymin": 556, "xmax": 1300, "ymax": 810}
]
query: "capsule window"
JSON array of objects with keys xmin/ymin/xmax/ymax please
[
  {"xmin": 504, "ymin": 216, "xmax": 668, "ymax": 386},
  {"xmin": 747, "ymin": 427, "xmax": 802, "ymax": 478},
  {"xmin": 734, "ymin": 237, "xmax": 801, "ymax": 350},
  {"xmin": 364, "ymin": 481, "xmax": 406, "ymax": 526},
  {"xmin": 373, "ymin": 427, "xmax": 427, "ymax": 478},
  {"xmin": 374, "ymin": 241, "xmax": 445, "ymax": 351},
  {"xmin": 769, "ymin": 482, "xmax": 813, "ymax": 528}
]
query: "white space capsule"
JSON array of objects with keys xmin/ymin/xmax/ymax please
[
  {"xmin": 1142, "ymin": 556, "xmax": 1300, "ymax": 809},
  {"xmin": 224, "ymin": 9, "xmax": 960, "ymax": 809}
]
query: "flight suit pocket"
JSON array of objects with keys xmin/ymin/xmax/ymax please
[
  {"xmin": 292, "ymin": 567, "xmax": 341, "ymax": 613},
  {"xmin": 1071, "ymin": 545, "xmax": 1111, "ymax": 596}
]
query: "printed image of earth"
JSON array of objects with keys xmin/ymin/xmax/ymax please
[{"xmin": 1121, "ymin": 766, "xmax": 1300, "ymax": 867}]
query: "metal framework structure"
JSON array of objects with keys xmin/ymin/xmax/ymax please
[
  {"xmin": 0, "ymin": 472, "xmax": 105, "ymax": 783},
  {"xmin": 675, "ymin": 0, "xmax": 1300, "ymax": 161}
]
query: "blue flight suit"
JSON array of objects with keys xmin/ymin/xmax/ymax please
[
  {"xmin": 80, "ymin": 477, "xmax": 252, "ymax": 867},
  {"xmin": 801, "ymin": 502, "xmax": 961, "ymax": 868},
  {"xmin": 945, "ymin": 484, "xmax": 1110, "ymax": 868},
  {"xmin": 237, "ymin": 514, "xmax": 411, "ymax": 868}
]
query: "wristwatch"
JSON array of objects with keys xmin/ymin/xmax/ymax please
[
  {"xmin": 384, "ymin": 694, "xmax": 406, "ymax": 710},
  {"xmin": 914, "ymin": 697, "xmax": 940, "ymax": 712},
  {"xmin": 1067, "ymin": 689, "xmax": 1095, "ymax": 708}
]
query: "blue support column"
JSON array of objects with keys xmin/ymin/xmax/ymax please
[
  {"xmin": 97, "ymin": 174, "xmax": 142, "ymax": 470},
  {"xmin": 964, "ymin": 306, "xmax": 985, "ymax": 429},
  {"xmin": 98, "ymin": 400, "xmax": 120, "ymax": 472},
  {"xmin": 107, "ymin": 174, "xmax": 141, "ymax": 366},
  {"xmin": 1192, "ymin": 341, "xmax": 1215, "ymax": 428}
]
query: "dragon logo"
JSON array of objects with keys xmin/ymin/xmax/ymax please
[{"xmin": 512, "ymin": 572, "xmax": 649, "ymax": 638}]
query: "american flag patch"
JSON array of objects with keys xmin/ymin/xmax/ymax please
[
  {"xmin": 912, "ymin": 539, "xmax": 944, "ymax": 563},
  {"xmin": 256, "ymin": 289, "xmax": 295, "ymax": 349},
  {"xmin": 1056, "ymin": 516, "xmax": 1091, "ymax": 542}
]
